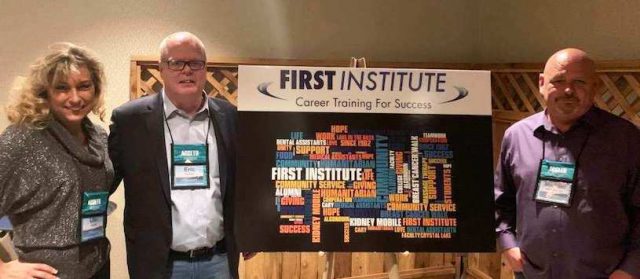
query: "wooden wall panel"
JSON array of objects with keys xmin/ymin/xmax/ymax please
[
  {"xmin": 300, "ymin": 253, "xmax": 321, "ymax": 278},
  {"xmin": 351, "ymin": 253, "xmax": 384, "ymax": 276},
  {"xmin": 397, "ymin": 253, "xmax": 416, "ymax": 271},
  {"xmin": 333, "ymin": 252, "xmax": 353, "ymax": 278},
  {"xmin": 414, "ymin": 253, "xmax": 430, "ymax": 268},
  {"xmin": 281, "ymin": 253, "xmax": 301, "ymax": 279}
]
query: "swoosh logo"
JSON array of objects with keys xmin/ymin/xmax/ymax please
[
  {"xmin": 440, "ymin": 86, "xmax": 469, "ymax": 104},
  {"xmin": 257, "ymin": 82, "xmax": 286, "ymax": 100}
]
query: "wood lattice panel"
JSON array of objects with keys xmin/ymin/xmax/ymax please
[
  {"xmin": 491, "ymin": 72, "xmax": 545, "ymax": 117},
  {"xmin": 597, "ymin": 72, "xmax": 640, "ymax": 124}
]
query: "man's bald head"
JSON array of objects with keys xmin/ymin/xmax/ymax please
[
  {"xmin": 539, "ymin": 48, "xmax": 599, "ymax": 132},
  {"xmin": 543, "ymin": 48, "xmax": 596, "ymax": 78},
  {"xmin": 159, "ymin": 32, "xmax": 206, "ymax": 62}
]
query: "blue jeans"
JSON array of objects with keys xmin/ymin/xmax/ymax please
[{"xmin": 169, "ymin": 253, "xmax": 230, "ymax": 279}]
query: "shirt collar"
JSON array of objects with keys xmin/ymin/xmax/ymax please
[
  {"xmin": 534, "ymin": 106, "xmax": 598, "ymax": 135},
  {"xmin": 162, "ymin": 90, "xmax": 209, "ymax": 119}
]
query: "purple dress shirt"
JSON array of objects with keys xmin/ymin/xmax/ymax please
[{"xmin": 495, "ymin": 107, "xmax": 640, "ymax": 279}]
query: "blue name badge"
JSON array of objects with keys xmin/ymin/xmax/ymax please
[
  {"xmin": 171, "ymin": 144, "xmax": 210, "ymax": 190},
  {"xmin": 81, "ymin": 191, "xmax": 109, "ymax": 215},
  {"xmin": 173, "ymin": 144, "xmax": 207, "ymax": 164},
  {"xmin": 539, "ymin": 160, "xmax": 575, "ymax": 181},
  {"xmin": 534, "ymin": 160, "xmax": 576, "ymax": 206}
]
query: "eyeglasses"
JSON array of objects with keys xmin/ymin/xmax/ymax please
[{"xmin": 164, "ymin": 60, "xmax": 206, "ymax": 71}]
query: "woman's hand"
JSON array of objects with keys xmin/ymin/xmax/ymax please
[{"xmin": 0, "ymin": 260, "xmax": 58, "ymax": 279}]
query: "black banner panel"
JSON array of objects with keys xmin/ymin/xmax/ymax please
[
  {"xmin": 235, "ymin": 112, "xmax": 494, "ymax": 252},
  {"xmin": 236, "ymin": 66, "xmax": 494, "ymax": 252}
]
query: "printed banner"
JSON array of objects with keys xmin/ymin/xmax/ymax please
[
  {"xmin": 235, "ymin": 66, "xmax": 494, "ymax": 252},
  {"xmin": 239, "ymin": 66, "xmax": 491, "ymax": 115}
]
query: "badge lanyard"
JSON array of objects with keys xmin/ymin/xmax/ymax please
[
  {"xmin": 533, "ymin": 128, "xmax": 590, "ymax": 206},
  {"xmin": 163, "ymin": 104, "xmax": 212, "ymax": 190}
]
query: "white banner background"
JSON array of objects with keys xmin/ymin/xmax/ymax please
[{"xmin": 238, "ymin": 65, "xmax": 491, "ymax": 115}]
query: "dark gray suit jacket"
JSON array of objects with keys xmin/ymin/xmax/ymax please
[{"xmin": 108, "ymin": 92, "xmax": 238, "ymax": 279}]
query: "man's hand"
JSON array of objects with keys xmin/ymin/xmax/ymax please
[
  {"xmin": 502, "ymin": 247, "xmax": 524, "ymax": 272},
  {"xmin": 0, "ymin": 260, "xmax": 58, "ymax": 279},
  {"xmin": 610, "ymin": 269, "xmax": 636, "ymax": 279}
]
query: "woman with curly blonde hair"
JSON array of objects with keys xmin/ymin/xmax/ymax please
[
  {"xmin": 6, "ymin": 43, "xmax": 106, "ymax": 129},
  {"xmin": 0, "ymin": 43, "xmax": 112, "ymax": 279}
]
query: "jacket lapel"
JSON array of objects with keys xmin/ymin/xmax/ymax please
[
  {"xmin": 208, "ymin": 98, "xmax": 229, "ymax": 199},
  {"xmin": 145, "ymin": 93, "xmax": 172, "ymax": 205}
]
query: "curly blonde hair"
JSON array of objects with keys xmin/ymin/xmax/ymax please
[{"xmin": 6, "ymin": 43, "xmax": 106, "ymax": 128}]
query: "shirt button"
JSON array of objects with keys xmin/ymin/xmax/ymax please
[
  {"xmin": 551, "ymin": 229, "xmax": 557, "ymax": 233},
  {"xmin": 553, "ymin": 205, "xmax": 558, "ymax": 208},
  {"xmin": 552, "ymin": 252, "xmax": 558, "ymax": 257}
]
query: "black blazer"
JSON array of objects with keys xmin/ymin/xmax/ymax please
[{"xmin": 108, "ymin": 93, "xmax": 238, "ymax": 279}]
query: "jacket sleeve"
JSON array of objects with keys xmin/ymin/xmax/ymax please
[
  {"xmin": 617, "ymin": 128, "xmax": 640, "ymax": 277},
  {"xmin": 494, "ymin": 129, "xmax": 518, "ymax": 251},
  {"xmin": 108, "ymin": 109, "xmax": 124, "ymax": 195},
  {"xmin": 0, "ymin": 126, "xmax": 31, "ymax": 217}
]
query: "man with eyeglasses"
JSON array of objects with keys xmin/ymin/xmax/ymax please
[{"xmin": 109, "ymin": 32, "xmax": 239, "ymax": 278}]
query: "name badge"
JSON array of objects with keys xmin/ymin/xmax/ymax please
[
  {"xmin": 79, "ymin": 191, "xmax": 108, "ymax": 242},
  {"xmin": 534, "ymin": 160, "xmax": 576, "ymax": 206},
  {"xmin": 82, "ymin": 191, "xmax": 109, "ymax": 215},
  {"xmin": 81, "ymin": 215, "xmax": 105, "ymax": 242},
  {"xmin": 171, "ymin": 144, "xmax": 210, "ymax": 190}
]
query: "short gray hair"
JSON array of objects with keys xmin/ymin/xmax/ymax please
[{"xmin": 159, "ymin": 31, "xmax": 206, "ymax": 62}]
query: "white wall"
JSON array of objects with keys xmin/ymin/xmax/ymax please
[{"xmin": 475, "ymin": 0, "xmax": 640, "ymax": 62}]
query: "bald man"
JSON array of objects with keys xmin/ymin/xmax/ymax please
[
  {"xmin": 494, "ymin": 48, "xmax": 640, "ymax": 279},
  {"xmin": 109, "ymin": 32, "xmax": 239, "ymax": 278}
]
